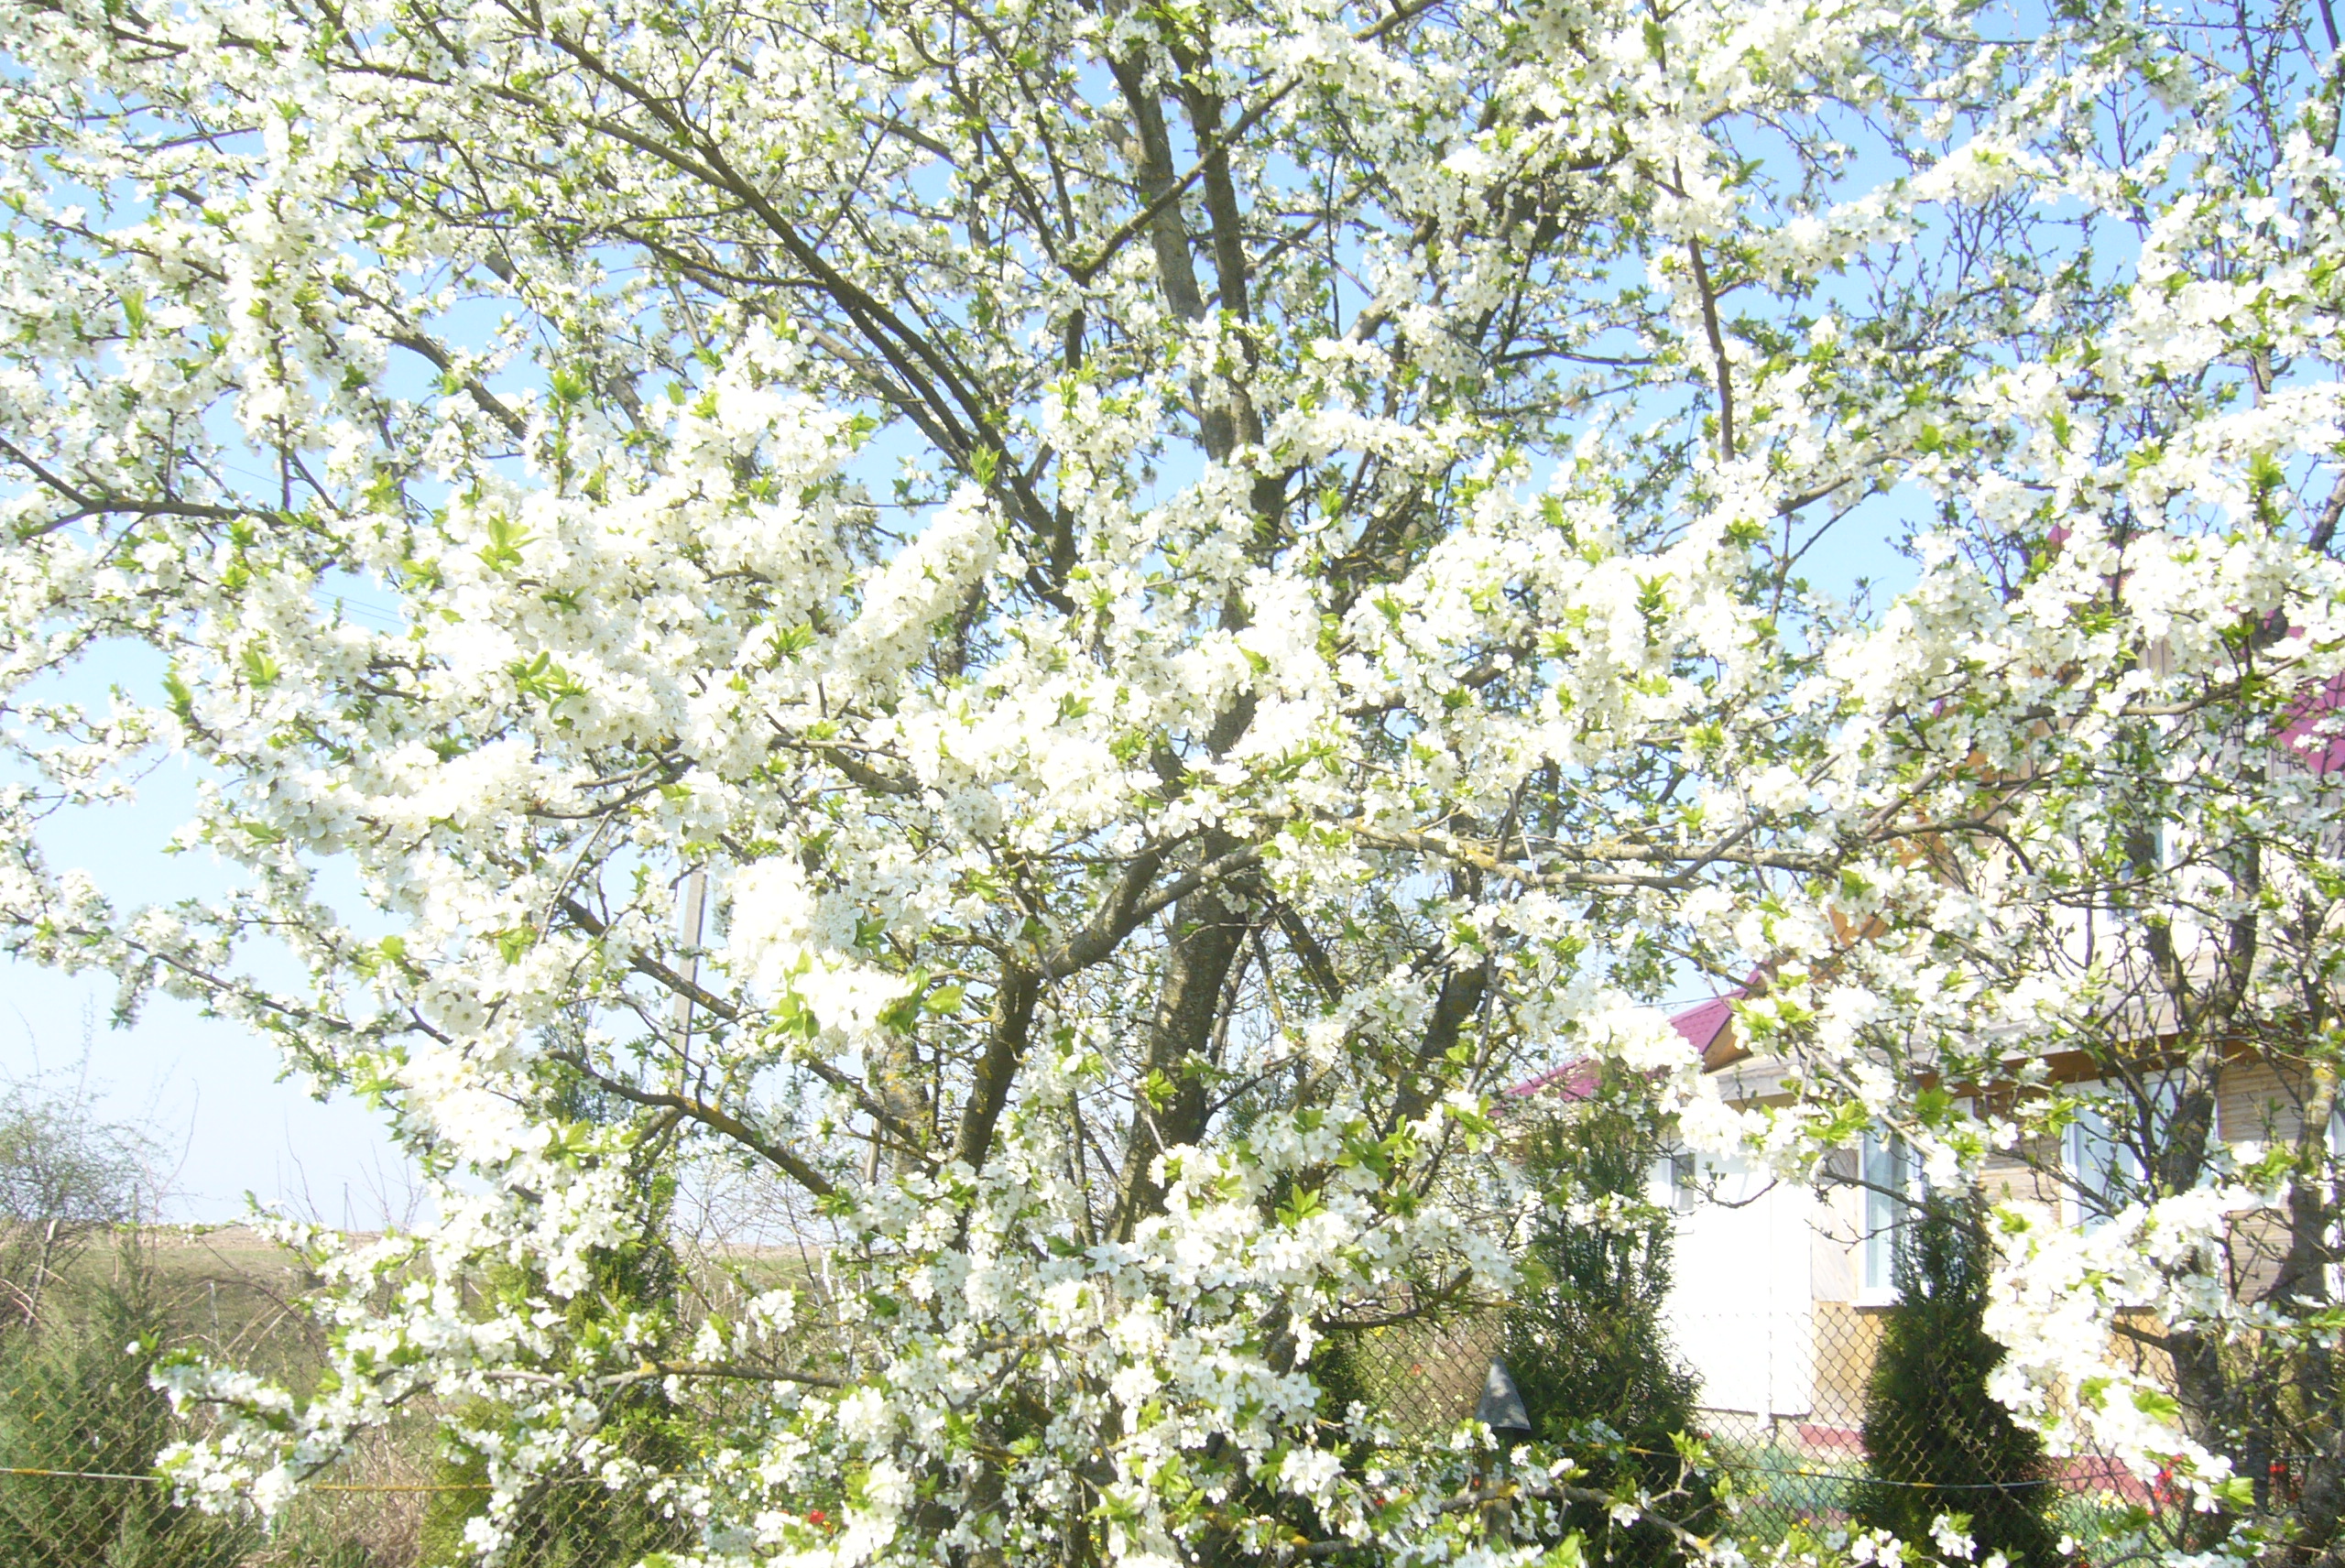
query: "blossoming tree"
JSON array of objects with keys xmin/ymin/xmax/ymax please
[{"xmin": 1, "ymin": 0, "xmax": 2341, "ymax": 1561}]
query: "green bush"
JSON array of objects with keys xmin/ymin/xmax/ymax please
[
  {"xmin": 1850, "ymin": 1192, "xmax": 2059, "ymax": 1568},
  {"xmin": 420, "ymin": 1083, "xmax": 694, "ymax": 1568},
  {"xmin": 419, "ymin": 1409, "xmax": 693, "ymax": 1568},
  {"xmin": 1502, "ymin": 1093, "xmax": 1712, "ymax": 1567},
  {"xmin": 0, "ymin": 1247, "xmax": 259, "ymax": 1568}
]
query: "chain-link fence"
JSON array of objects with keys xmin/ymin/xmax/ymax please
[
  {"xmin": 0, "ymin": 1225, "xmax": 699, "ymax": 1568},
  {"xmin": 1, "ymin": 1227, "xmax": 2162, "ymax": 1566},
  {"xmin": 1336, "ymin": 1301, "xmax": 2146, "ymax": 1546}
]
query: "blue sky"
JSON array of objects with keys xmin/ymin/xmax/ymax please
[{"xmin": 5, "ymin": 636, "xmax": 424, "ymax": 1228}]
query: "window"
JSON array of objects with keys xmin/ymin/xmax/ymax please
[
  {"xmin": 2062, "ymin": 1073, "xmax": 2178, "ymax": 1231},
  {"xmin": 2063, "ymin": 1102, "xmax": 2135, "ymax": 1232},
  {"xmin": 1860, "ymin": 1129, "xmax": 1919, "ymax": 1304},
  {"xmin": 1652, "ymin": 1147, "xmax": 1699, "ymax": 1214},
  {"xmin": 2327, "ymin": 1104, "xmax": 2343, "ymax": 1300}
]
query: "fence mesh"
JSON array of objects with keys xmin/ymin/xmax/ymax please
[
  {"xmin": 0, "ymin": 1228, "xmax": 2153, "ymax": 1565},
  {"xmin": 0, "ymin": 1225, "xmax": 700, "ymax": 1568},
  {"xmin": 1336, "ymin": 1301, "xmax": 2143, "ymax": 1545}
]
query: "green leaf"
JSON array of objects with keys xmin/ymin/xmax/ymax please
[
  {"xmin": 478, "ymin": 514, "xmax": 530, "ymax": 572},
  {"xmin": 162, "ymin": 663, "xmax": 196, "ymax": 724}
]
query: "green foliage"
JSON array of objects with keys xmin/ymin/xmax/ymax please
[
  {"xmin": 1502, "ymin": 1091, "xmax": 1711, "ymax": 1566},
  {"xmin": 0, "ymin": 1246, "xmax": 258, "ymax": 1568},
  {"xmin": 1850, "ymin": 1192, "xmax": 2059, "ymax": 1568},
  {"xmin": 421, "ymin": 1068, "xmax": 693, "ymax": 1567},
  {"xmin": 1310, "ymin": 1326, "xmax": 1378, "ymax": 1431},
  {"xmin": 419, "ymin": 1401, "xmax": 693, "ymax": 1568}
]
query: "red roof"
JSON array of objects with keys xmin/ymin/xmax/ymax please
[
  {"xmin": 1503, "ymin": 1059, "xmax": 1598, "ymax": 1100},
  {"xmin": 2283, "ymin": 670, "xmax": 2345, "ymax": 775},
  {"xmin": 1666, "ymin": 994, "xmax": 1737, "ymax": 1056},
  {"xmin": 1505, "ymin": 985, "xmax": 1745, "ymax": 1099}
]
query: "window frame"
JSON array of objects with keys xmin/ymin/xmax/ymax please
[
  {"xmin": 1857, "ymin": 1128, "xmax": 1918, "ymax": 1307},
  {"xmin": 1652, "ymin": 1146, "xmax": 1699, "ymax": 1214},
  {"xmin": 2326, "ymin": 1102, "xmax": 2343, "ymax": 1301},
  {"xmin": 2061, "ymin": 1072, "xmax": 2179, "ymax": 1233}
]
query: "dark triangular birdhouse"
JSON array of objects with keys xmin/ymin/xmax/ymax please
[{"xmin": 1477, "ymin": 1356, "xmax": 1533, "ymax": 1440}]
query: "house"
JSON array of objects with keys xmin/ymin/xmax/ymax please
[
  {"xmin": 1349, "ymin": 985, "xmax": 2337, "ymax": 1472},
  {"xmin": 1640, "ymin": 989, "xmax": 2342, "ymax": 1465}
]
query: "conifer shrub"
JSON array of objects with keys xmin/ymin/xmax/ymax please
[
  {"xmin": 1309, "ymin": 1325, "xmax": 1377, "ymax": 1432},
  {"xmin": 1850, "ymin": 1191, "xmax": 2059, "ymax": 1568},
  {"xmin": 0, "ymin": 1245, "xmax": 260, "ymax": 1568},
  {"xmin": 1502, "ymin": 1087, "xmax": 1712, "ymax": 1566}
]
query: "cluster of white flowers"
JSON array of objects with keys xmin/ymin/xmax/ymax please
[{"xmin": 0, "ymin": 0, "xmax": 2340, "ymax": 1561}]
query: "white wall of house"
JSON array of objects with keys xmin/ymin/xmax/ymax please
[
  {"xmin": 1663, "ymin": 1156, "xmax": 1818, "ymax": 1420},
  {"xmin": 1657, "ymin": 1057, "xmax": 2338, "ymax": 1432}
]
